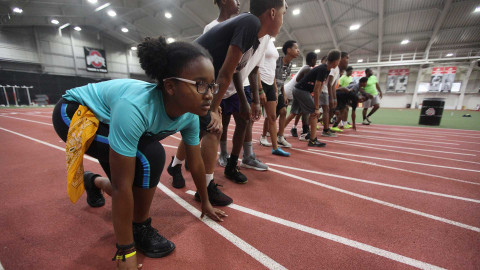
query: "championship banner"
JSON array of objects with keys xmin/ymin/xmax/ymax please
[
  {"xmin": 352, "ymin": 70, "xmax": 365, "ymax": 84},
  {"xmin": 429, "ymin": 67, "xmax": 456, "ymax": 92},
  {"xmin": 84, "ymin": 47, "xmax": 108, "ymax": 73},
  {"xmin": 387, "ymin": 69, "xmax": 409, "ymax": 92}
]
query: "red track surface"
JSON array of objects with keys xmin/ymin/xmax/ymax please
[{"xmin": 1, "ymin": 108, "xmax": 479, "ymax": 269}]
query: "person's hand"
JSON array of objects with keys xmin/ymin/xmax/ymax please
[
  {"xmin": 116, "ymin": 253, "xmax": 142, "ymax": 270},
  {"xmin": 217, "ymin": 106, "xmax": 222, "ymax": 115},
  {"xmin": 240, "ymin": 102, "xmax": 251, "ymax": 120},
  {"xmin": 379, "ymin": 92, "xmax": 383, "ymax": 99},
  {"xmin": 251, "ymin": 102, "xmax": 261, "ymax": 122},
  {"xmin": 284, "ymin": 96, "xmax": 288, "ymax": 106},
  {"xmin": 259, "ymin": 93, "xmax": 267, "ymax": 106},
  {"xmin": 201, "ymin": 201, "xmax": 227, "ymax": 222},
  {"xmin": 207, "ymin": 111, "xmax": 222, "ymax": 134},
  {"xmin": 313, "ymin": 108, "xmax": 321, "ymax": 118}
]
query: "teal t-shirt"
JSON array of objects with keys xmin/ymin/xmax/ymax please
[
  {"xmin": 63, "ymin": 79, "xmax": 200, "ymax": 157},
  {"xmin": 364, "ymin": 75, "xmax": 378, "ymax": 95}
]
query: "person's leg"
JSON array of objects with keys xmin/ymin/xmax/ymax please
[
  {"xmin": 290, "ymin": 114, "xmax": 301, "ymax": 137},
  {"xmin": 218, "ymin": 112, "xmax": 231, "ymax": 167},
  {"xmin": 367, "ymin": 104, "xmax": 380, "ymax": 118},
  {"xmin": 265, "ymin": 101, "xmax": 278, "ymax": 149}
]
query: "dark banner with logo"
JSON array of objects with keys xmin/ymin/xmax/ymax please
[{"xmin": 84, "ymin": 47, "xmax": 108, "ymax": 73}]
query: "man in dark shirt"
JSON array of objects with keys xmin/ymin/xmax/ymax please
[{"xmin": 284, "ymin": 49, "xmax": 342, "ymax": 147}]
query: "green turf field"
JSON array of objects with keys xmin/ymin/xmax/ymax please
[{"xmin": 350, "ymin": 108, "xmax": 480, "ymax": 131}]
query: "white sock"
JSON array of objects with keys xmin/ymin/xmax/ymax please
[
  {"xmin": 206, "ymin": 174, "xmax": 214, "ymax": 185},
  {"xmin": 339, "ymin": 120, "xmax": 344, "ymax": 127},
  {"xmin": 172, "ymin": 156, "xmax": 183, "ymax": 167}
]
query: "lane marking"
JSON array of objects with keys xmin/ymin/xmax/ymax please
[
  {"xmin": 308, "ymin": 148, "xmax": 480, "ymax": 173},
  {"xmin": 0, "ymin": 127, "xmax": 286, "ymax": 270},
  {"xmin": 0, "ymin": 260, "xmax": 3, "ymax": 270},
  {"xmin": 185, "ymin": 190, "xmax": 446, "ymax": 270},
  {"xmin": 0, "ymin": 115, "xmax": 53, "ymax": 126},
  {"xmin": 356, "ymin": 130, "xmax": 480, "ymax": 145}
]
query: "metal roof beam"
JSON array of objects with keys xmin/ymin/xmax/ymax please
[
  {"xmin": 330, "ymin": 0, "xmax": 377, "ymax": 16},
  {"xmin": 377, "ymin": 0, "xmax": 384, "ymax": 62},
  {"xmin": 318, "ymin": 0, "xmax": 339, "ymax": 49},
  {"xmin": 424, "ymin": 0, "xmax": 453, "ymax": 60}
]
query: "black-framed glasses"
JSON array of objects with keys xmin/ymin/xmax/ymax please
[{"xmin": 163, "ymin": 77, "xmax": 219, "ymax": 95}]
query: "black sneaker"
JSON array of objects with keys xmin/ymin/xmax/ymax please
[
  {"xmin": 225, "ymin": 159, "xmax": 247, "ymax": 184},
  {"xmin": 308, "ymin": 137, "xmax": 326, "ymax": 147},
  {"xmin": 133, "ymin": 217, "xmax": 175, "ymax": 258},
  {"xmin": 167, "ymin": 156, "xmax": 185, "ymax": 189},
  {"xmin": 194, "ymin": 180, "xmax": 233, "ymax": 206},
  {"xmin": 83, "ymin": 171, "xmax": 105, "ymax": 207},
  {"xmin": 290, "ymin": 127, "xmax": 298, "ymax": 137}
]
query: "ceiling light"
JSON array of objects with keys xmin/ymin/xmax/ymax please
[
  {"xmin": 165, "ymin": 12, "xmax": 172, "ymax": 19},
  {"xmin": 167, "ymin": 37, "xmax": 175, "ymax": 43},
  {"xmin": 292, "ymin": 9, "xmax": 300, "ymax": 15},
  {"xmin": 401, "ymin": 39, "xmax": 410, "ymax": 45},
  {"xmin": 276, "ymin": 47, "xmax": 282, "ymax": 50},
  {"xmin": 357, "ymin": 59, "xmax": 363, "ymax": 63},
  {"xmin": 314, "ymin": 49, "xmax": 320, "ymax": 53},
  {"xmin": 13, "ymin": 7, "xmax": 23, "ymax": 14},
  {"xmin": 87, "ymin": 0, "xmax": 98, "ymax": 3},
  {"xmin": 51, "ymin": 19, "xmax": 59, "ymax": 25},
  {"xmin": 474, "ymin": 6, "xmax": 480, "ymax": 13},
  {"xmin": 107, "ymin": 10, "xmax": 117, "ymax": 17},
  {"xmin": 446, "ymin": 53, "xmax": 453, "ymax": 57},
  {"xmin": 59, "ymin": 23, "xmax": 70, "ymax": 30},
  {"xmin": 349, "ymin": 24, "xmax": 360, "ymax": 31},
  {"xmin": 121, "ymin": 27, "xmax": 129, "ymax": 33},
  {"xmin": 131, "ymin": 46, "xmax": 137, "ymax": 51},
  {"xmin": 292, "ymin": 64, "xmax": 297, "ymax": 67},
  {"xmin": 94, "ymin": 3, "xmax": 110, "ymax": 12},
  {"xmin": 74, "ymin": 26, "xmax": 82, "ymax": 31}
]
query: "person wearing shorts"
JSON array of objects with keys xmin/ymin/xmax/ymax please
[{"xmin": 362, "ymin": 68, "xmax": 383, "ymax": 125}]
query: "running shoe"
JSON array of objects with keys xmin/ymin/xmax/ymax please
[
  {"xmin": 362, "ymin": 119, "xmax": 370, "ymax": 125},
  {"xmin": 167, "ymin": 156, "xmax": 185, "ymax": 189},
  {"xmin": 272, "ymin": 147, "xmax": 290, "ymax": 157},
  {"xmin": 321, "ymin": 130, "xmax": 337, "ymax": 137},
  {"xmin": 194, "ymin": 180, "xmax": 233, "ymax": 206},
  {"xmin": 84, "ymin": 171, "xmax": 105, "ymax": 207},
  {"xmin": 259, "ymin": 136, "xmax": 272, "ymax": 147},
  {"xmin": 330, "ymin": 127, "xmax": 343, "ymax": 132},
  {"xmin": 366, "ymin": 117, "xmax": 372, "ymax": 123},
  {"xmin": 240, "ymin": 155, "xmax": 269, "ymax": 171},
  {"xmin": 308, "ymin": 137, "xmax": 326, "ymax": 147},
  {"xmin": 290, "ymin": 127, "xmax": 298, "ymax": 137},
  {"xmin": 343, "ymin": 123, "xmax": 352, "ymax": 129},
  {"xmin": 225, "ymin": 159, "xmax": 248, "ymax": 184},
  {"xmin": 299, "ymin": 133, "xmax": 310, "ymax": 141},
  {"xmin": 133, "ymin": 218, "xmax": 176, "ymax": 258},
  {"xmin": 277, "ymin": 135, "xmax": 292, "ymax": 148},
  {"xmin": 218, "ymin": 153, "xmax": 229, "ymax": 167}
]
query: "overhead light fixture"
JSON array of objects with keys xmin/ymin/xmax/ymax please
[
  {"xmin": 94, "ymin": 3, "xmax": 111, "ymax": 12},
  {"xmin": 59, "ymin": 23, "xmax": 70, "ymax": 30},
  {"xmin": 446, "ymin": 53, "xmax": 453, "ymax": 57},
  {"xmin": 121, "ymin": 27, "xmax": 129, "ymax": 33},
  {"xmin": 292, "ymin": 8, "xmax": 300, "ymax": 15},
  {"xmin": 276, "ymin": 47, "xmax": 282, "ymax": 50},
  {"xmin": 165, "ymin": 12, "xmax": 172, "ymax": 19},
  {"xmin": 167, "ymin": 37, "xmax": 175, "ymax": 43},
  {"xmin": 357, "ymin": 59, "xmax": 363, "ymax": 63},
  {"xmin": 131, "ymin": 46, "xmax": 137, "ymax": 51},
  {"xmin": 474, "ymin": 6, "xmax": 480, "ymax": 13},
  {"xmin": 13, "ymin": 7, "xmax": 23, "ymax": 14},
  {"xmin": 87, "ymin": 0, "xmax": 98, "ymax": 3},
  {"xmin": 401, "ymin": 39, "xmax": 410, "ymax": 45},
  {"xmin": 292, "ymin": 64, "xmax": 297, "ymax": 67},
  {"xmin": 107, "ymin": 10, "xmax": 117, "ymax": 17},
  {"xmin": 349, "ymin": 24, "xmax": 360, "ymax": 31},
  {"xmin": 74, "ymin": 26, "xmax": 82, "ymax": 31},
  {"xmin": 51, "ymin": 19, "xmax": 60, "ymax": 25},
  {"xmin": 314, "ymin": 49, "xmax": 320, "ymax": 53}
]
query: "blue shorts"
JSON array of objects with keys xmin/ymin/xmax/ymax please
[{"xmin": 221, "ymin": 86, "xmax": 252, "ymax": 115}]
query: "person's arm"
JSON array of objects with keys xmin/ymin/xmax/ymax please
[
  {"xmin": 313, "ymin": 81, "xmax": 323, "ymax": 117},
  {"xmin": 109, "ymin": 150, "xmax": 139, "ymax": 270},
  {"xmin": 351, "ymin": 103, "xmax": 357, "ymax": 131},
  {"xmin": 326, "ymin": 75, "xmax": 336, "ymax": 107},
  {"xmin": 376, "ymin": 82, "xmax": 383, "ymax": 98},
  {"xmin": 296, "ymin": 67, "xmax": 311, "ymax": 82},
  {"xmin": 281, "ymin": 85, "xmax": 288, "ymax": 105},
  {"xmin": 185, "ymin": 143, "xmax": 227, "ymax": 221},
  {"xmin": 257, "ymin": 72, "xmax": 266, "ymax": 106},
  {"xmin": 248, "ymin": 66, "xmax": 261, "ymax": 121},
  {"xmin": 232, "ymin": 72, "xmax": 250, "ymax": 120}
]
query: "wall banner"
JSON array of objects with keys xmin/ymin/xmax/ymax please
[{"xmin": 84, "ymin": 47, "xmax": 108, "ymax": 73}]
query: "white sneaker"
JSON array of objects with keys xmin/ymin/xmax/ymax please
[
  {"xmin": 299, "ymin": 133, "xmax": 310, "ymax": 141},
  {"xmin": 259, "ymin": 136, "xmax": 272, "ymax": 147},
  {"xmin": 277, "ymin": 135, "xmax": 292, "ymax": 148}
]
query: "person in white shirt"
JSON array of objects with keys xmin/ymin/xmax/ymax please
[{"xmin": 203, "ymin": 0, "xmax": 240, "ymax": 34}]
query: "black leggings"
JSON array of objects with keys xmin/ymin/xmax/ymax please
[{"xmin": 52, "ymin": 98, "xmax": 166, "ymax": 189}]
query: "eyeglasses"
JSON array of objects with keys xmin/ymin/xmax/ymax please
[{"xmin": 163, "ymin": 77, "xmax": 219, "ymax": 95}]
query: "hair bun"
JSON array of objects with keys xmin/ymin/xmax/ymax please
[{"xmin": 137, "ymin": 37, "xmax": 169, "ymax": 81}]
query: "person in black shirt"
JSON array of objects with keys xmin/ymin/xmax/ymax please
[
  {"xmin": 333, "ymin": 77, "xmax": 372, "ymax": 131},
  {"xmin": 284, "ymin": 49, "xmax": 341, "ymax": 147}
]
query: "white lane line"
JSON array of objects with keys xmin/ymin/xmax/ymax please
[
  {"xmin": 0, "ymin": 260, "xmax": 4, "ymax": 270},
  {"xmin": 267, "ymin": 162, "xmax": 480, "ymax": 204},
  {"xmin": 0, "ymin": 115, "xmax": 53, "ymax": 126},
  {"xmin": 0, "ymin": 127, "xmax": 286, "ymax": 270},
  {"xmin": 309, "ymin": 148, "xmax": 480, "ymax": 173},
  {"xmin": 331, "ymin": 140, "xmax": 475, "ymax": 156},
  {"xmin": 329, "ymin": 140, "xmax": 480, "ymax": 166},
  {"xmin": 364, "ymin": 125, "xmax": 480, "ymax": 138},
  {"xmin": 266, "ymin": 167, "xmax": 480, "ymax": 233},
  {"xmin": 185, "ymin": 190, "xmax": 446, "ymax": 270},
  {"xmin": 158, "ymin": 184, "xmax": 287, "ymax": 270},
  {"xmin": 368, "ymin": 123, "xmax": 480, "ymax": 134},
  {"xmin": 357, "ymin": 130, "xmax": 480, "ymax": 145}
]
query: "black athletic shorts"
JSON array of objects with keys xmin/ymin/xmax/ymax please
[
  {"xmin": 52, "ymin": 98, "xmax": 166, "ymax": 189},
  {"xmin": 276, "ymin": 93, "xmax": 287, "ymax": 115},
  {"xmin": 261, "ymin": 81, "xmax": 277, "ymax": 102}
]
